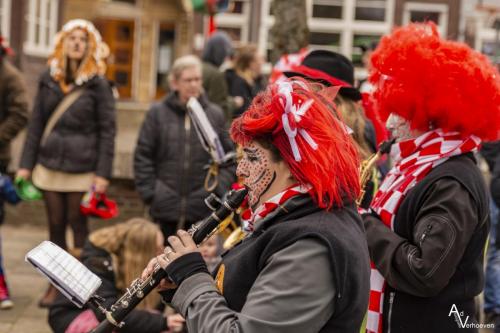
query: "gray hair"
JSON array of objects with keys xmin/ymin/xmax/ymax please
[{"xmin": 168, "ymin": 55, "xmax": 202, "ymax": 82}]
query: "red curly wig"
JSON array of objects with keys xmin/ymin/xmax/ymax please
[
  {"xmin": 369, "ymin": 22, "xmax": 500, "ymax": 141},
  {"xmin": 230, "ymin": 79, "xmax": 360, "ymax": 209}
]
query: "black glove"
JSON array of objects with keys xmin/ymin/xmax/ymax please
[{"xmin": 165, "ymin": 252, "xmax": 209, "ymax": 287}]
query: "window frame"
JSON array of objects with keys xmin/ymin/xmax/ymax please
[
  {"xmin": 212, "ymin": 0, "xmax": 250, "ymax": 43},
  {"xmin": 0, "ymin": 0, "xmax": 11, "ymax": 41},
  {"xmin": 403, "ymin": 2, "xmax": 449, "ymax": 37},
  {"xmin": 23, "ymin": 0, "xmax": 59, "ymax": 57}
]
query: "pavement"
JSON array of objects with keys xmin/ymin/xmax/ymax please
[{"xmin": 0, "ymin": 224, "xmax": 51, "ymax": 333}]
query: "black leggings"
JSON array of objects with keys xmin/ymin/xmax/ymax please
[{"xmin": 42, "ymin": 191, "xmax": 88, "ymax": 250}]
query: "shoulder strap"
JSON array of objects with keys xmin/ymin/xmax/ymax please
[{"xmin": 41, "ymin": 89, "xmax": 84, "ymax": 146}]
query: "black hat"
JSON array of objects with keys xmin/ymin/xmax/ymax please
[{"xmin": 284, "ymin": 50, "xmax": 361, "ymax": 101}]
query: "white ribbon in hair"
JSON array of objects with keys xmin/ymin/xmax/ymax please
[{"xmin": 277, "ymin": 81, "xmax": 318, "ymax": 162}]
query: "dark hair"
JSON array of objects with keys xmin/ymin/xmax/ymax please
[{"xmin": 256, "ymin": 136, "xmax": 282, "ymax": 163}]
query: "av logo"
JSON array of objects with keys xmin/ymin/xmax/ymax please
[{"xmin": 449, "ymin": 304, "xmax": 470, "ymax": 328}]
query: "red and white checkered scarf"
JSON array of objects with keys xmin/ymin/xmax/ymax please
[
  {"xmin": 241, "ymin": 184, "xmax": 312, "ymax": 233},
  {"xmin": 366, "ymin": 129, "xmax": 480, "ymax": 333}
]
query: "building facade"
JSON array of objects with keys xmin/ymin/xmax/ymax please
[
  {"xmin": 0, "ymin": 0, "xmax": 194, "ymax": 178},
  {"xmin": 212, "ymin": 0, "xmax": 462, "ymax": 75},
  {"xmin": 62, "ymin": 0, "xmax": 194, "ymax": 178}
]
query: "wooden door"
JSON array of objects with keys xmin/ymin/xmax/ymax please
[{"xmin": 95, "ymin": 19, "xmax": 135, "ymax": 99}]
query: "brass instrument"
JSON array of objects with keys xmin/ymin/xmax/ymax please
[
  {"xmin": 356, "ymin": 139, "xmax": 395, "ymax": 206},
  {"xmin": 223, "ymin": 226, "xmax": 246, "ymax": 250}
]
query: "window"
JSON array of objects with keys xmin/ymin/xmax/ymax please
[
  {"xmin": 312, "ymin": 0, "xmax": 343, "ymax": 19},
  {"xmin": 259, "ymin": 0, "xmax": 393, "ymax": 76},
  {"xmin": 24, "ymin": 0, "xmax": 58, "ymax": 56},
  {"xmin": 355, "ymin": 0, "xmax": 386, "ymax": 21},
  {"xmin": 410, "ymin": 10, "xmax": 440, "ymax": 24},
  {"xmin": 156, "ymin": 23, "xmax": 175, "ymax": 99},
  {"xmin": 212, "ymin": 0, "xmax": 249, "ymax": 43},
  {"xmin": 228, "ymin": 0, "xmax": 244, "ymax": 14},
  {"xmin": 403, "ymin": 2, "xmax": 448, "ymax": 36},
  {"xmin": 309, "ymin": 31, "xmax": 341, "ymax": 52},
  {"xmin": 0, "ymin": 0, "xmax": 11, "ymax": 40}
]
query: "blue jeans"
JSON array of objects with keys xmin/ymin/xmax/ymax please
[{"xmin": 485, "ymin": 199, "xmax": 500, "ymax": 314}]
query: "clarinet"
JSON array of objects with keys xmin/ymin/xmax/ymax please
[{"xmin": 89, "ymin": 188, "xmax": 248, "ymax": 333}]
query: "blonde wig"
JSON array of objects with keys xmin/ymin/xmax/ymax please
[
  {"xmin": 48, "ymin": 19, "xmax": 108, "ymax": 93},
  {"xmin": 89, "ymin": 218, "xmax": 161, "ymax": 310}
]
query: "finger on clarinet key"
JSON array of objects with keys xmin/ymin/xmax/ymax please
[
  {"xmin": 141, "ymin": 257, "xmax": 157, "ymax": 279},
  {"xmin": 168, "ymin": 236, "xmax": 183, "ymax": 252},
  {"xmin": 177, "ymin": 229, "xmax": 197, "ymax": 248},
  {"xmin": 157, "ymin": 254, "xmax": 170, "ymax": 269}
]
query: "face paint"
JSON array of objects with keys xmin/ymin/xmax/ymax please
[
  {"xmin": 236, "ymin": 142, "xmax": 277, "ymax": 210},
  {"xmin": 386, "ymin": 113, "xmax": 414, "ymax": 142}
]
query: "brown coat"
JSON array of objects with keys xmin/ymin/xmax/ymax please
[{"xmin": 0, "ymin": 59, "xmax": 29, "ymax": 165}]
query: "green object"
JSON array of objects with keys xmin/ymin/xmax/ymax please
[
  {"xmin": 15, "ymin": 177, "xmax": 42, "ymax": 201},
  {"xmin": 191, "ymin": 0, "xmax": 206, "ymax": 12}
]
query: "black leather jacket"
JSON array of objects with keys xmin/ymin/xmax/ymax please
[{"xmin": 363, "ymin": 154, "xmax": 489, "ymax": 332}]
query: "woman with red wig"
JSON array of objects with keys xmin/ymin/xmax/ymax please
[
  {"xmin": 362, "ymin": 22, "xmax": 500, "ymax": 333},
  {"xmin": 144, "ymin": 78, "xmax": 370, "ymax": 332}
]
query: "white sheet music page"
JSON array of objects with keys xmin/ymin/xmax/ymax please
[{"xmin": 25, "ymin": 241, "xmax": 102, "ymax": 308}]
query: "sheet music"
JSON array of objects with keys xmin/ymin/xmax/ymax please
[
  {"xmin": 25, "ymin": 241, "xmax": 102, "ymax": 308},
  {"xmin": 187, "ymin": 97, "xmax": 226, "ymax": 163}
]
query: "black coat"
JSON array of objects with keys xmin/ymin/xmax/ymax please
[
  {"xmin": 225, "ymin": 69, "xmax": 264, "ymax": 118},
  {"xmin": 20, "ymin": 71, "xmax": 116, "ymax": 178},
  {"xmin": 481, "ymin": 141, "xmax": 500, "ymax": 249},
  {"xmin": 48, "ymin": 241, "xmax": 167, "ymax": 333},
  {"xmin": 134, "ymin": 92, "xmax": 235, "ymax": 224},
  {"xmin": 364, "ymin": 154, "xmax": 489, "ymax": 332},
  {"xmin": 0, "ymin": 59, "xmax": 29, "ymax": 164}
]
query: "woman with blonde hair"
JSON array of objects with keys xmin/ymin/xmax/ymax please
[
  {"xmin": 49, "ymin": 218, "xmax": 185, "ymax": 333},
  {"xmin": 16, "ymin": 19, "xmax": 116, "ymax": 306}
]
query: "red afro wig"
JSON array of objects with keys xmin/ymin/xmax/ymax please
[
  {"xmin": 230, "ymin": 78, "xmax": 360, "ymax": 209},
  {"xmin": 369, "ymin": 22, "xmax": 500, "ymax": 141}
]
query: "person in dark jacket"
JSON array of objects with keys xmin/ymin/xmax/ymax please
[
  {"xmin": 49, "ymin": 218, "xmax": 185, "ymax": 333},
  {"xmin": 201, "ymin": 31, "xmax": 235, "ymax": 120},
  {"xmin": 16, "ymin": 19, "xmax": 116, "ymax": 307},
  {"xmin": 225, "ymin": 44, "xmax": 265, "ymax": 118},
  {"xmin": 143, "ymin": 78, "xmax": 370, "ymax": 333},
  {"xmin": 0, "ymin": 35, "xmax": 29, "ymax": 310},
  {"xmin": 134, "ymin": 55, "xmax": 235, "ymax": 242},
  {"xmin": 361, "ymin": 22, "xmax": 500, "ymax": 333},
  {"xmin": 481, "ymin": 142, "xmax": 500, "ymax": 331}
]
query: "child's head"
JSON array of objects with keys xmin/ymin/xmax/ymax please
[
  {"xmin": 199, "ymin": 234, "xmax": 220, "ymax": 262},
  {"xmin": 89, "ymin": 218, "xmax": 162, "ymax": 309}
]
